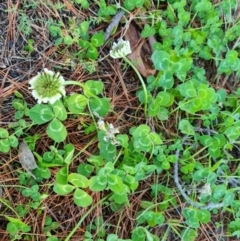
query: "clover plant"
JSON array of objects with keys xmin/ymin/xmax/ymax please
[{"xmin": 1, "ymin": 0, "xmax": 240, "ymax": 240}]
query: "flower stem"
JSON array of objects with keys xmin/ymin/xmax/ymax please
[
  {"xmin": 64, "ymin": 80, "xmax": 98, "ymax": 99},
  {"xmin": 123, "ymin": 57, "xmax": 148, "ymax": 116}
]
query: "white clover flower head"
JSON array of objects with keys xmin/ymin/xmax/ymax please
[
  {"xmin": 199, "ymin": 183, "xmax": 211, "ymax": 196},
  {"xmin": 29, "ymin": 68, "xmax": 66, "ymax": 104},
  {"xmin": 110, "ymin": 39, "xmax": 131, "ymax": 59},
  {"xmin": 97, "ymin": 119, "xmax": 120, "ymax": 145}
]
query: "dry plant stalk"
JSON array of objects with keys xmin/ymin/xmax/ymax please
[{"xmin": 18, "ymin": 141, "xmax": 38, "ymax": 179}]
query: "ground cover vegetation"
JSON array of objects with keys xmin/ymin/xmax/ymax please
[{"xmin": 0, "ymin": 0, "xmax": 240, "ymax": 240}]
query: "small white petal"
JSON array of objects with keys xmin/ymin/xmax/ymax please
[
  {"xmin": 29, "ymin": 75, "xmax": 39, "ymax": 87},
  {"xmin": 49, "ymin": 94, "xmax": 61, "ymax": 104},
  {"xmin": 43, "ymin": 68, "xmax": 54, "ymax": 76}
]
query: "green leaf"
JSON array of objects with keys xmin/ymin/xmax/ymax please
[
  {"xmin": 135, "ymin": 0, "xmax": 144, "ymax": 7},
  {"xmin": 87, "ymin": 155, "xmax": 104, "ymax": 166},
  {"xmin": 179, "ymin": 119, "xmax": 195, "ymax": 135},
  {"xmin": 148, "ymin": 132, "xmax": 162, "ymax": 145},
  {"xmin": 99, "ymin": 162, "xmax": 114, "ymax": 176},
  {"xmin": 77, "ymin": 163, "xmax": 94, "ymax": 177},
  {"xmin": 89, "ymin": 97, "xmax": 110, "ymax": 117},
  {"xmin": 213, "ymin": 185, "xmax": 226, "ymax": 200},
  {"xmin": 38, "ymin": 167, "xmax": 51, "ymax": 179},
  {"xmin": 195, "ymin": 209, "xmax": 211, "ymax": 223},
  {"xmin": 79, "ymin": 21, "xmax": 89, "ymax": 34},
  {"xmin": 46, "ymin": 118, "xmax": 67, "ymax": 142},
  {"xmin": 84, "ymin": 80, "xmax": 104, "ymax": 96},
  {"xmin": 107, "ymin": 234, "xmax": 118, "ymax": 241},
  {"xmin": 78, "ymin": 39, "xmax": 91, "ymax": 48},
  {"xmin": 67, "ymin": 94, "xmax": 88, "ymax": 114},
  {"xmin": 29, "ymin": 104, "xmax": 54, "ymax": 124},
  {"xmin": 12, "ymin": 99, "xmax": 25, "ymax": 110},
  {"xmin": 14, "ymin": 91, "xmax": 24, "ymax": 99},
  {"xmin": 7, "ymin": 222, "xmax": 19, "ymax": 235},
  {"xmin": 123, "ymin": 0, "xmax": 135, "ymax": 10},
  {"xmin": 89, "ymin": 175, "xmax": 107, "ymax": 191},
  {"xmin": 124, "ymin": 174, "xmax": 138, "ymax": 191},
  {"xmin": 141, "ymin": 24, "xmax": 156, "ymax": 38},
  {"xmin": 111, "ymin": 190, "xmax": 129, "ymax": 205},
  {"xmin": 64, "ymin": 35, "xmax": 74, "ymax": 45},
  {"xmin": 134, "ymin": 137, "xmax": 152, "ymax": 152},
  {"xmin": 100, "ymin": 143, "xmax": 116, "ymax": 160},
  {"xmin": 52, "ymin": 100, "xmax": 67, "ymax": 121},
  {"xmin": 115, "ymin": 134, "xmax": 129, "ymax": 148},
  {"xmin": 208, "ymin": 146, "xmax": 221, "ymax": 158},
  {"xmin": 199, "ymin": 135, "xmax": 212, "ymax": 146},
  {"xmin": 148, "ymin": 100, "xmax": 160, "ymax": 117},
  {"xmin": 132, "ymin": 124, "xmax": 150, "ymax": 137},
  {"xmin": 108, "ymin": 174, "xmax": 124, "ymax": 193},
  {"xmin": 223, "ymin": 191, "xmax": 234, "ymax": 206},
  {"xmin": 131, "ymin": 227, "xmax": 145, "ymax": 241},
  {"xmin": 91, "ymin": 32, "xmax": 104, "ymax": 47},
  {"xmin": 53, "ymin": 183, "xmax": 75, "ymax": 195},
  {"xmin": 75, "ymin": 0, "xmax": 89, "ymax": 9},
  {"xmin": 68, "ymin": 173, "xmax": 89, "ymax": 188},
  {"xmin": 171, "ymin": 58, "xmax": 192, "ymax": 76},
  {"xmin": 143, "ymin": 211, "xmax": 165, "ymax": 227},
  {"xmin": 64, "ymin": 144, "xmax": 75, "ymax": 165},
  {"xmin": 122, "ymin": 165, "xmax": 136, "ymax": 175},
  {"xmin": 0, "ymin": 139, "xmax": 10, "ymax": 153},
  {"xmin": 195, "ymin": 0, "xmax": 212, "ymax": 11},
  {"xmin": 193, "ymin": 168, "xmax": 209, "ymax": 181},
  {"xmin": 161, "ymin": 160, "xmax": 170, "ymax": 170},
  {"xmin": 157, "ymin": 107, "xmax": 169, "ymax": 121},
  {"xmin": 157, "ymin": 71, "xmax": 174, "ymax": 89},
  {"xmin": 155, "ymin": 91, "xmax": 174, "ymax": 107},
  {"xmin": 9, "ymin": 135, "xmax": 18, "ymax": 147},
  {"xmin": 181, "ymin": 228, "xmax": 198, "ymax": 241},
  {"xmin": 151, "ymin": 50, "xmax": 170, "ymax": 70},
  {"xmin": 87, "ymin": 46, "xmax": 98, "ymax": 60},
  {"xmin": 56, "ymin": 166, "xmax": 68, "ymax": 184},
  {"xmin": 177, "ymin": 81, "xmax": 197, "ymax": 98},
  {"xmin": 73, "ymin": 188, "xmax": 92, "ymax": 207}
]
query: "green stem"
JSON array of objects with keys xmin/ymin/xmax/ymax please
[
  {"xmin": 64, "ymin": 80, "xmax": 98, "ymax": 99},
  {"xmin": 64, "ymin": 194, "xmax": 110, "ymax": 241},
  {"xmin": 123, "ymin": 56, "xmax": 148, "ymax": 116}
]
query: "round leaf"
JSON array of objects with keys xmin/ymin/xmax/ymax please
[
  {"xmin": 87, "ymin": 46, "xmax": 98, "ymax": 60},
  {"xmin": 84, "ymin": 80, "xmax": 104, "ymax": 96},
  {"xmin": 89, "ymin": 97, "xmax": 110, "ymax": 117},
  {"xmin": 52, "ymin": 100, "xmax": 67, "ymax": 121},
  {"xmin": 53, "ymin": 183, "xmax": 75, "ymax": 195},
  {"xmin": 68, "ymin": 173, "xmax": 89, "ymax": 188},
  {"xmin": 67, "ymin": 94, "xmax": 88, "ymax": 114},
  {"xmin": 0, "ymin": 139, "xmax": 10, "ymax": 153},
  {"xmin": 74, "ymin": 188, "xmax": 92, "ymax": 207},
  {"xmin": 91, "ymin": 32, "xmax": 104, "ymax": 47},
  {"xmin": 89, "ymin": 175, "xmax": 107, "ymax": 191},
  {"xmin": 108, "ymin": 174, "xmax": 124, "ymax": 193},
  {"xmin": 9, "ymin": 135, "xmax": 18, "ymax": 147},
  {"xmin": 46, "ymin": 118, "xmax": 67, "ymax": 142},
  {"xmin": 151, "ymin": 50, "xmax": 170, "ymax": 70},
  {"xmin": 29, "ymin": 104, "xmax": 54, "ymax": 124},
  {"xmin": 155, "ymin": 91, "xmax": 174, "ymax": 107}
]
